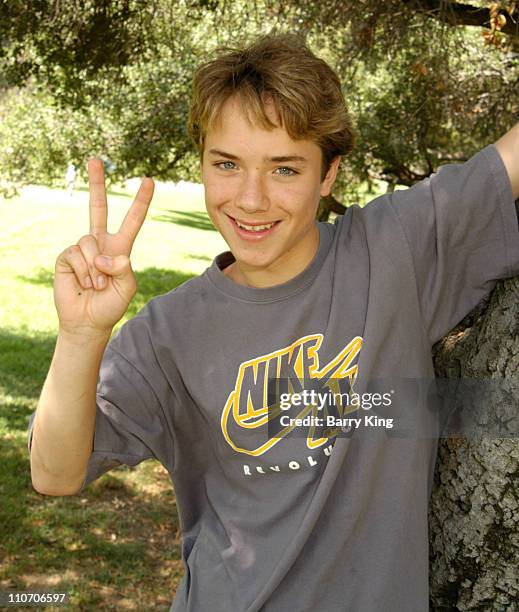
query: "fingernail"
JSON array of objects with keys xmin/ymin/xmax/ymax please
[
  {"xmin": 97, "ymin": 275, "xmax": 106, "ymax": 289},
  {"xmin": 98, "ymin": 255, "xmax": 112, "ymax": 267},
  {"xmin": 84, "ymin": 276, "xmax": 93, "ymax": 288}
]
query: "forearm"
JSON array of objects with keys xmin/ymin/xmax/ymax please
[
  {"xmin": 495, "ymin": 122, "xmax": 519, "ymax": 200},
  {"xmin": 30, "ymin": 328, "xmax": 112, "ymax": 496}
]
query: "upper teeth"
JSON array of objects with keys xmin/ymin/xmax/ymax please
[{"xmin": 236, "ymin": 220, "xmax": 276, "ymax": 231}]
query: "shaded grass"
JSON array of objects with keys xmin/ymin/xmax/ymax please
[
  {"xmin": 152, "ymin": 209, "xmax": 216, "ymax": 232},
  {"xmin": 17, "ymin": 267, "xmax": 196, "ymax": 322},
  {"xmin": 0, "ymin": 433, "xmax": 182, "ymax": 610},
  {"xmin": 0, "ymin": 182, "xmax": 227, "ymax": 610}
]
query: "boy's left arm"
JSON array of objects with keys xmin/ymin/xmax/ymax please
[
  {"xmin": 495, "ymin": 122, "xmax": 519, "ymax": 200},
  {"xmin": 386, "ymin": 128, "xmax": 519, "ymax": 345}
]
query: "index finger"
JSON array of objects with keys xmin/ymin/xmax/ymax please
[
  {"xmin": 118, "ymin": 177, "xmax": 155, "ymax": 246},
  {"xmin": 88, "ymin": 158, "xmax": 108, "ymax": 235}
]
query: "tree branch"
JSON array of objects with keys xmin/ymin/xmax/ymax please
[
  {"xmin": 400, "ymin": 0, "xmax": 519, "ymax": 38},
  {"xmin": 378, "ymin": 164, "xmax": 430, "ymax": 186},
  {"xmin": 317, "ymin": 194, "xmax": 347, "ymax": 221}
]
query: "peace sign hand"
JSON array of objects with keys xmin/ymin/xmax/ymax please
[{"xmin": 54, "ymin": 159, "xmax": 154, "ymax": 338}]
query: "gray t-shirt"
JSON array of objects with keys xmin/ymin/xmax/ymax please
[{"xmin": 28, "ymin": 145, "xmax": 519, "ymax": 611}]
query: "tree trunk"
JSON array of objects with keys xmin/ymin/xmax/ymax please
[{"xmin": 429, "ymin": 277, "xmax": 519, "ymax": 610}]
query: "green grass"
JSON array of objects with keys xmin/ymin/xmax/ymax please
[{"xmin": 0, "ymin": 181, "xmax": 227, "ymax": 610}]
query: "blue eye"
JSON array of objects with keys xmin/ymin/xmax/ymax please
[
  {"xmin": 276, "ymin": 167, "xmax": 297, "ymax": 176},
  {"xmin": 216, "ymin": 161, "xmax": 236, "ymax": 170}
]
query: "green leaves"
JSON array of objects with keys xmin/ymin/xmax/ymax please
[{"xmin": 0, "ymin": 1, "xmax": 517, "ymax": 200}]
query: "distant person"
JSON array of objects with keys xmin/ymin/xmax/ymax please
[
  {"xmin": 103, "ymin": 158, "xmax": 116, "ymax": 175},
  {"xmin": 65, "ymin": 162, "xmax": 76, "ymax": 197},
  {"xmin": 28, "ymin": 33, "xmax": 519, "ymax": 612}
]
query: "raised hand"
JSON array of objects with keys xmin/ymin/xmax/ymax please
[{"xmin": 54, "ymin": 159, "xmax": 154, "ymax": 337}]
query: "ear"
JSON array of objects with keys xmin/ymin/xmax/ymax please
[{"xmin": 320, "ymin": 156, "xmax": 341, "ymax": 198}]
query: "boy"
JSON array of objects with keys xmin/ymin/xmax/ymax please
[{"xmin": 28, "ymin": 33, "xmax": 519, "ymax": 611}]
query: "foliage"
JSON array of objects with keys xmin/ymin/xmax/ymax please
[
  {"xmin": 0, "ymin": 0, "xmax": 518, "ymax": 200},
  {"xmin": 0, "ymin": 2, "xmax": 212, "ymax": 190},
  {"xmin": 286, "ymin": 0, "xmax": 518, "ymax": 198},
  {"xmin": 0, "ymin": 0, "xmax": 155, "ymax": 97},
  {"xmin": 0, "ymin": 85, "xmax": 105, "ymax": 194}
]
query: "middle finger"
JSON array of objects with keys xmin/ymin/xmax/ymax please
[{"xmin": 77, "ymin": 234, "xmax": 106, "ymax": 290}]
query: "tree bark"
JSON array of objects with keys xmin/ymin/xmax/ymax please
[{"xmin": 429, "ymin": 276, "xmax": 519, "ymax": 610}]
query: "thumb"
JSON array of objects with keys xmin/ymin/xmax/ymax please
[{"xmin": 94, "ymin": 254, "xmax": 134, "ymax": 281}]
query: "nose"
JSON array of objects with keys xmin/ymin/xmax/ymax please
[{"xmin": 235, "ymin": 171, "xmax": 270, "ymax": 214}]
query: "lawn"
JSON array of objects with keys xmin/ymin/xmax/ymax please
[{"xmin": 0, "ymin": 180, "xmax": 227, "ymax": 611}]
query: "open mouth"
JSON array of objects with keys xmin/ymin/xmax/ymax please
[{"xmin": 227, "ymin": 214, "xmax": 281, "ymax": 239}]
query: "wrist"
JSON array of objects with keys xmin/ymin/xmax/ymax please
[{"xmin": 58, "ymin": 325, "xmax": 113, "ymax": 346}]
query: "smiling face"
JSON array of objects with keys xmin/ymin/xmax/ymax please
[{"xmin": 201, "ymin": 96, "xmax": 340, "ymax": 288}]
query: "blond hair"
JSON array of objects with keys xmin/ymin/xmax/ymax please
[{"xmin": 188, "ymin": 32, "xmax": 356, "ymax": 180}]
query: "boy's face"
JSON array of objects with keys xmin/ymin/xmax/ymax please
[{"xmin": 201, "ymin": 96, "xmax": 340, "ymax": 287}]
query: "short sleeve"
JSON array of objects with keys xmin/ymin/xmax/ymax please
[
  {"xmin": 389, "ymin": 144, "xmax": 519, "ymax": 344},
  {"xmin": 27, "ymin": 321, "xmax": 176, "ymax": 493}
]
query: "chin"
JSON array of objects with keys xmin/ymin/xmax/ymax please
[
  {"xmin": 232, "ymin": 251, "xmax": 275, "ymax": 269},
  {"xmin": 231, "ymin": 241, "xmax": 283, "ymax": 265}
]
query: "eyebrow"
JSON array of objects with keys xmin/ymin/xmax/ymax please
[{"xmin": 208, "ymin": 149, "xmax": 308, "ymax": 163}]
